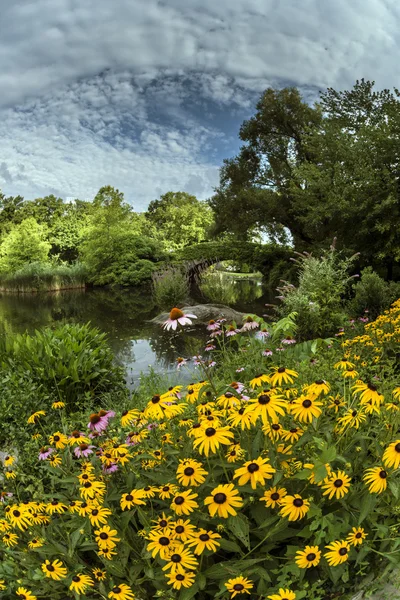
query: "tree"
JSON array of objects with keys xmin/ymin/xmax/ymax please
[
  {"xmin": 146, "ymin": 191, "xmax": 214, "ymax": 250},
  {"xmin": 211, "ymin": 80, "xmax": 400, "ymax": 278},
  {"xmin": 0, "ymin": 218, "xmax": 51, "ymax": 272}
]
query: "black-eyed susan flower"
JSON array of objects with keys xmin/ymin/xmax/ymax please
[
  {"xmin": 92, "ymin": 567, "xmax": 107, "ymax": 581},
  {"xmin": 337, "ymin": 408, "xmax": 366, "ymax": 431},
  {"xmin": 225, "ymin": 576, "xmax": 254, "ymax": 598},
  {"xmin": 295, "ymin": 545, "xmax": 321, "ymax": 568},
  {"xmin": 120, "ymin": 489, "xmax": 146, "ymax": 510},
  {"xmin": 69, "ymin": 574, "xmax": 94, "ymax": 595},
  {"xmin": 176, "ymin": 459, "xmax": 208, "ymax": 487},
  {"xmin": 16, "ymin": 587, "xmax": 37, "ymax": 600},
  {"xmin": 225, "ymin": 444, "xmax": 246, "ymax": 463},
  {"xmin": 352, "ymin": 381, "xmax": 383, "ymax": 405},
  {"xmin": 121, "ymin": 409, "xmax": 140, "ymax": 427},
  {"xmin": 3, "ymin": 532, "xmax": 18, "ymax": 546},
  {"xmin": 268, "ymin": 589, "xmax": 296, "ymax": 600},
  {"xmin": 152, "ymin": 512, "xmax": 173, "ymax": 530},
  {"xmin": 347, "ymin": 527, "xmax": 367, "ymax": 546},
  {"xmin": 166, "ymin": 570, "xmax": 196, "ymax": 590},
  {"xmin": 80, "ymin": 480, "xmax": 106, "ymax": 501},
  {"xmin": 158, "ymin": 484, "xmax": 179, "ymax": 500},
  {"xmin": 5, "ymin": 470, "xmax": 16, "ymax": 479},
  {"xmin": 28, "ymin": 537, "xmax": 44, "ymax": 549},
  {"xmin": 260, "ymin": 486, "xmax": 287, "ymax": 508},
  {"xmin": 324, "ymin": 540, "xmax": 350, "ymax": 566},
  {"xmin": 88, "ymin": 506, "xmax": 112, "ymax": 527},
  {"xmin": 327, "ymin": 395, "xmax": 345, "ymax": 413},
  {"xmin": 98, "ymin": 547, "xmax": 117, "ymax": 560},
  {"xmin": 270, "ymin": 366, "xmax": 298, "ymax": 386},
  {"xmin": 141, "ymin": 486, "xmax": 158, "ymax": 498},
  {"xmin": 279, "ymin": 494, "xmax": 310, "ymax": 521},
  {"xmin": 3, "ymin": 455, "xmax": 14, "ymax": 467},
  {"xmin": 307, "ymin": 380, "xmax": 330, "ymax": 396},
  {"xmin": 162, "ymin": 544, "xmax": 199, "ymax": 574},
  {"xmin": 334, "ymin": 358, "xmax": 355, "ymax": 370},
  {"xmin": 187, "ymin": 528, "xmax": 221, "ymax": 554},
  {"xmin": 68, "ymin": 431, "xmax": 90, "ymax": 446},
  {"xmin": 171, "ymin": 519, "xmax": 196, "ymax": 541},
  {"xmin": 244, "ymin": 391, "xmax": 287, "ymax": 424},
  {"xmin": 217, "ymin": 391, "xmax": 240, "ymax": 409},
  {"xmin": 48, "ymin": 432, "xmax": 68, "ymax": 449},
  {"xmin": 95, "ymin": 525, "xmax": 120, "ymax": 550},
  {"xmin": 146, "ymin": 529, "xmax": 175, "ymax": 558},
  {"xmin": 233, "ymin": 456, "xmax": 276, "ymax": 489},
  {"xmin": 48, "ymin": 454, "xmax": 62, "ymax": 468},
  {"xmin": 321, "ymin": 471, "xmax": 351, "ymax": 500},
  {"xmin": 249, "ymin": 374, "xmax": 270, "ymax": 389},
  {"xmin": 7, "ymin": 507, "xmax": 32, "ymax": 530},
  {"xmin": 52, "ymin": 401, "xmax": 65, "ymax": 409},
  {"xmin": 108, "ymin": 583, "xmax": 136, "ymax": 600},
  {"xmin": 290, "ymin": 395, "xmax": 322, "ymax": 423},
  {"xmin": 204, "ymin": 483, "xmax": 243, "ymax": 518},
  {"xmin": 45, "ymin": 500, "xmax": 68, "ymax": 515},
  {"xmin": 281, "ymin": 427, "xmax": 304, "ymax": 443},
  {"xmin": 383, "ymin": 440, "xmax": 400, "ymax": 469},
  {"xmin": 27, "ymin": 411, "xmax": 46, "ymax": 424},
  {"xmin": 342, "ymin": 368, "xmax": 359, "ymax": 380},
  {"xmin": 227, "ymin": 407, "xmax": 254, "ymax": 430},
  {"xmin": 192, "ymin": 425, "xmax": 234, "ymax": 457},
  {"xmin": 262, "ymin": 421, "xmax": 285, "ymax": 441},
  {"xmin": 41, "ymin": 559, "xmax": 68, "ymax": 580},
  {"xmin": 170, "ymin": 490, "xmax": 199, "ymax": 516},
  {"xmin": 0, "ymin": 581, "xmax": 5, "ymax": 591},
  {"xmin": 363, "ymin": 466, "xmax": 388, "ymax": 493}
]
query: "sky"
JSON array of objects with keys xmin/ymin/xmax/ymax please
[{"xmin": 1, "ymin": 0, "xmax": 400, "ymax": 210}]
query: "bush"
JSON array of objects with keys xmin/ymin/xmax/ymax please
[
  {"xmin": 0, "ymin": 261, "xmax": 87, "ymax": 292},
  {"xmin": 2, "ymin": 302, "xmax": 400, "ymax": 599},
  {"xmin": 349, "ymin": 267, "xmax": 400, "ymax": 319},
  {"xmin": 152, "ymin": 266, "xmax": 189, "ymax": 309}
]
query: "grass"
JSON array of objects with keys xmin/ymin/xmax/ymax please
[{"xmin": 0, "ymin": 261, "xmax": 87, "ymax": 293}]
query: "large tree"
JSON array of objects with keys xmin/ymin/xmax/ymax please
[{"xmin": 211, "ymin": 80, "xmax": 400, "ymax": 277}]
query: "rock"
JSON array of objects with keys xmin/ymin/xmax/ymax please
[{"xmin": 150, "ymin": 304, "xmax": 247, "ymax": 326}]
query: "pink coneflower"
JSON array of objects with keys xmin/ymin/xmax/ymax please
[
  {"xmin": 275, "ymin": 347, "xmax": 285, "ymax": 352},
  {"xmin": 100, "ymin": 410, "xmax": 116, "ymax": 419},
  {"xmin": 38, "ymin": 447, "xmax": 54, "ymax": 461},
  {"xmin": 147, "ymin": 423, "xmax": 158, "ymax": 431},
  {"xmin": 282, "ymin": 337, "xmax": 296, "ymax": 345},
  {"xmin": 74, "ymin": 444, "xmax": 95, "ymax": 458},
  {"xmin": 205, "ymin": 360, "xmax": 216, "ymax": 368},
  {"xmin": 103, "ymin": 463, "xmax": 118, "ymax": 474},
  {"xmin": 177, "ymin": 357, "xmax": 188, "ymax": 369},
  {"xmin": 236, "ymin": 367, "xmax": 245, "ymax": 373},
  {"xmin": 229, "ymin": 381, "xmax": 245, "ymax": 393},
  {"xmin": 192, "ymin": 355, "xmax": 203, "ymax": 366},
  {"xmin": 256, "ymin": 328, "xmax": 270, "ymax": 339},
  {"xmin": 207, "ymin": 320, "xmax": 220, "ymax": 331},
  {"xmin": 241, "ymin": 315, "xmax": 259, "ymax": 331},
  {"xmin": 205, "ymin": 344, "xmax": 216, "ymax": 352},
  {"xmin": 240, "ymin": 394, "xmax": 250, "ymax": 401},
  {"xmin": 0, "ymin": 491, "xmax": 13, "ymax": 502},
  {"xmin": 210, "ymin": 329, "xmax": 223, "ymax": 338},
  {"xmin": 88, "ymin": 412, "xmax": 109, "ymax": 433},
  {"xmin": 262, "ymin": 349, "xmax": 273, "ymax": 357},
  {"xmin": 226, "ymin": 325, "xmax": 240, "ymax": 337},
  {"xmin": 163, "ymin": 308, "xmax": 197, "ymax": 331}
]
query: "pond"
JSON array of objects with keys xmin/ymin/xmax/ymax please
[{"xmin": 0, "ymin": 272, "xmax": 277, "ymax": 387}]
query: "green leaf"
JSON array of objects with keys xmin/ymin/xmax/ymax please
[
  {"xmin": 179, "ymin": 584, "xmax": 199, "ymax": 600},
  {"xmin": 218, "ymin": 538, "xmax": 243, "ymax": 553},
  {"xmin": 197, "ymin": 574, "xmax": 206, "ymax": 591},
  {"xmin": 358, "ymin": 492, "xmax": 376, "ymax": 525},
  {"xmin": 226, "ymin": 514, "xmax": 250, "ymax": 549},
  {"xmin": 320, "ymin": 446, "xmax": 337, "ymax": 463}
]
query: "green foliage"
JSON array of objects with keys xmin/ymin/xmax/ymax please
[
  {"xmin": 152, "ymin": 266, "xmax": 189, "ymax": 309},
  {"xmin": 278, "ymin": 245, "xmax": 358, "ymax": 340},
  {"xmin": 349, "ymin": 267, "xmax": 400, "ymax": 319},
  {"xmin": 0, "ymin": 217, "xmax": 51, "ymax": 272},
  {"xmin": 0, "ymin": 261, "xmax": 87, "ymax": 292},
  {"xmin": 200, "ymin": 271, "xmax": 264, "ymax": 306},
  {"xmin": 146, "ymin": 191, "xmax": 214, "ymax": 250}
]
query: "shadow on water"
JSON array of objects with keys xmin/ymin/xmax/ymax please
[{"xmin": 0, "ymin": 275, "xmax": 277, "ymax": 386}]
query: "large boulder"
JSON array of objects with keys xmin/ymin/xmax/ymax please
[{"xmin": 150, "ymin": 304, "xmax": 247, "ymax": 326}]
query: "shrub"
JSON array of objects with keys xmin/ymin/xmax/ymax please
[
  {"xmin": 0, "ymin": 261, "xmax": 87, "ymax": 292},
  {"xmin": 0, "ymin": 217, "xmax": 51, "ymax": 272},
  {"xmin": 152, "ymin": 266, "xmax": 189, "ymax": 310},
  {"xmin": 2, "ymin": 303, "xmax": 400, "ymax": 599},
  {"xmin": 349, "ymin": 267, "xmax": 400, "ymax": 319}
]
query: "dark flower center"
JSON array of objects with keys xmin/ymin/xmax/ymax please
[
  {"xmin": 80, "ymin": 444, "xmax": 88, "ymax": 451},
  {"xmin": 379, "ymin": 470, "xmax": 387, "ymax": 479},
  {"xmin": 352, "ymin": 410, "xmax": 358, "ymax": 417},
  {"xmin": 272, "ymin": 424, "xmax": 280, "ymax": 430},
  {"xmin": 247, "ymin": 463, "xmax": 259, "ymax": 474},
  {"xmin": 233, "ymin": 584, "xmax": 244, "ymax": 591},
  {"xmin": 307, "ymin": 553, "xmax": 316, "ymax": 561},
  {"xmin": 144, "ymin": 487, "xmax": 151, "ymax": 491},
  {"xmin": 258, "ymin": 394, "xmax": 270, "ymax": 405},
  {"xmin": 214, "ymin": 493, "xmax": 227, "ymax": 504},
  {"xmin": 199, "ymin": 533, "xmax": 210, "ymax": 541},
  {"xmin": 126, "ymin": 494, "xmax": 133, "ymax": 501},
  {"xmin": 100, "ymin": 533, "xmax": 108, "ymax": 540},
  {"xmin": 92, "ymin": 509, "xmax": 99, "ymax": 516},
  {"xmin": 176, "ymin": 574, "xmax": 185, "ymax": 581},
  {"xmin": 302, "ymin": 399, "xmax": 312, "ymax": 408},
  {"xmin": 334, "ymin": 399, "xmax": 340, "ymax": 405},
  {"xmin": 72, "ymin": 576, "xmax": 81, "ymax": 582},
  {"xmin": 315, "ymin": 380, "xmax": 324, "ymax": 385},
  {"xmin": 175, "ymin": 525, "xmax": 184, "ymax": 534},
  {"xmin": 89, "ymin": 414, "xmax": 101, "ymax": 424},
  {"xmin": 162, "ymin": 486, "xmax": 170, "ymax": 492},
  {"xmin": 277, "ymin": 367, "xmax": 285, "ymax": 373},
  {"xmin": 225, "ymin": 392, "xmax": 233, "ymax": 398},
  {"xmin": 355, "ymin": 533, "xmax": 362, "ymax": 538},
  {"xmin": 13, "ymin": 510, "xmax": 20, "ymax": 517},
  {"xmin": 395, "ymin": 443, "xmax": 400, "ymax": 453},
  {"xmin": 334, "ymin": 479, "xmax": 343, "ymax": 488},
  {"xmin": 184, "ymin": 467, "xmax": 195, "ymax": 476},
  {"xmin": 151, "ymin": 395, "xmax": 161, "ymax": 404},
  {"xmin": 159, "ymin": 536, "xmax": 170, "ymax": 546},
  {"xmin": 205, "ymin": 427, "xmax": 216, "ymax": 437},
  {"xmin": 54, "ymin": 436, "xmax": 60, "ymax": 442},
  {"xmin": 339, "ymin": 547, "xmax": 348, "ymax": 556},
  {"xmin": 83, "ymin": 482, "xmax": 92, "ymax": 488},
  {"xmin": 171, "ymin": 554, "xmax": 181, "ymax": 563},
  {"xmin": 112, "ymin": 588, "xmax": 121, "ymax": 594},
  {"xmin": 174, "ymin": 496, "xmax": 185, "ymax": 505},
  {"xmin": 46, "ymin": 565, "xmax": 55, "ymax": 572},
  {"xmin": 293, "ymin": 498, "xmax": 303, "ymax": 507},
  {"xmin": 368, "ymin": 383, "xmax": 377, "ymax": 392},
  {"xmin": 238, "ymin": 408, "xmax": 245, "ymax": 415},
  {"xmin": 271, "ymin": 492, "xmax": 280, "ymax": 501}
]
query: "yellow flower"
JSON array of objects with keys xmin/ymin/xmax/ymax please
[
  {"xmin": 352, "ymin": 381, "xmax": 384, "ymax": 405},
  {"xmin": 324, "ymin": 540, "xmax": 350, "ymax": 566},
  {"xmin": 204, "ymin": 483, "xmax": 243, "ymax": 518},
  {"xmin": 3, "ymin": 455, "xmax": 14, "ymax": 467},
  {"xmin": 279, "ymin": 494, "xmax": 310, "ymax": 521},
  {"xmin": 290, "ymin": 395, "xmax": 322, "ymax": 423},
  {"xmin": 48, "ymin": 432, "xmax": 68, "ymax": 449},
  {"xmin": 233, "ymin": 456, "xmax": 276, "ymax": 489},
  {"xmin": 95, "ymin": 525, "xmax": 120, "ymax": 550},
  {"xmin": 334, "ymin": 358, "xmax": 355, "ymax": 370},
  {"xmin": 108, "ymin": 583, "xmax": 136, "ymax": 600},
  {"xmin": 281, "ymin": 427, "xmax": 304, "ymax": 443},
  {"xmin": 88, "ymin": 506, "xmax": 112, "ymax": 527},
  {"xmin": 28, "ymin": 537, "xmax": 45, "ymax": 549},
  {"xmin": 383, "ymin": 440, "xmax": 400, "ymax": 469},
  {"xmin": 121, "ymin": 409, "xmax": 140, "ymax": 427},
  {"xmin": 146, "ymin": 529, "xmax": 176, "ymax": 559},
  {"xmin": 268, "ymin": 589, "xmax": 296, "ymax": 600},
  {"xmin": 2, "ymin": 532, "xmax": 18, "ymax": 546},
  {"xmin": 306, "ymin": 379, "xmax": 330, "ymax": 396},
  {"xmin": 92, "ymin": 567, "xmax": 107, "ymax": 581},
  {"xmin": 80, "ymin": 480, "xmax": 106, "ymax": 500},
  {"xmin": 187, "ymin": 528, "xmax": 221, "ymax": 554},
  {"xmin": 347, "ymin": 527, "xmax": 367, "ymax": 546},
  {"xmin": 171, "ymin": 519, "xmax": 196, "ymax": 542},
  {"xmin": 327, "ymin": 395, "xmax": 345, "ymax": 412},
  {"xmin": 249, "ymin": 374, "xmax": 270, "ymax": 388},
  {"xmin": 162, "ymin": 544, "xmax": 199, "ymax": 574},
  {"xmin": 244, "ymin": 391, "xmax": 287, "ymax": 424},
  {"xmin": 363, "ymin": 466, "xmax": 388, "ymax": 493},
  {"xmin": 41, "ymin": 559, "xmax": 68, "ymax": 580},
  {"xmin": 170, "ymin": 490, "xmax": 199, "ymax": 516},
  {"xmin": 260, "ymin": 486, "xmax": 287, "ymax": 508},
  {"xmin": 192, "ymin": 425, "xmax": 234, "ymax": 457},
  {"xmin": 176, "ymin": 459, "xmax": 208, "ymax": 487},
  {"xmin": 0, "ymin": 581, "xmax": 6, "ymax": 591},
  {"xmin": 16, "ymin": 588, "xmax": 37, "ymax": 600},
  {"xmin": 295, "ymin": 545, "xmax": 321, "ymax": 568},
  {"xmin": 120, "ymin": 489, "xmax": 146, "ymax": 510},
  {"xmin": 166, "ymin": 570, "xmax": 196, "ymax": 590},
  {"xmin": 48, "ymin": 454, "xmax": 62, "ymax": 468},
  {"xmin": 69, "ymin": 574, "xmax": 94, "ymax": 595},
  {"xmin": 45, "ymin": 500, "xmax": 68, "ymax": 515},
  {"xmin": 52, "ymin": 401, "xmax": 65, "ymax": 409},
  {"xmin": 7, "ymin": 506, "xmax": 32, "ymax": 530},
  {"xmin": 270, "ymin": 366, "xmax": 298, "ymax": 386},
  {"xmin": 158, "ymin": 484, "xmax": 179, "ymax": 500},
  {"xmin": 227, "ymin": 407, "xmax": 254, "ymax": 430},
  {"xmin": 225, "ymin": 576, "xmax": 254, "ymax": 598},
  {"xmin": 337, "ymin": 408, "xmax": 366, "ymax": 431},
  {"xmin": 5, "ymin": 469, "xmax": 16, "ymax": 479},
  {"xmin": 27, "ymin": 411, "xmax": 46, "ymax": 424},
  {"xmin": 321, "ymin": 471, "xmax": 351, "ymax": 500},
  {"xmin": 225, "ymin": 444, "xmax": 246, "ymax": 463}
]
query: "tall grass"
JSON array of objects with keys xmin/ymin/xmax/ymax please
[
  {"xmin": 0, "ymin": 261, "xmax": 87, "ymax": 292},
  {"xmin": 152, "ymin": 266, "xmax": 189, "ymax": 310}
]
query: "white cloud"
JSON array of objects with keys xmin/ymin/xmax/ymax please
[{"xmin": 0, "ymin": 0, "xmax": 399, "ymax": 205}]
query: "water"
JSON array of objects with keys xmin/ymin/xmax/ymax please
[{"xmin": 0, "ymin": 273, "xmax": 276, "ymax": 385}]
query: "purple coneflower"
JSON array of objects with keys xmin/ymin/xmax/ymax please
[
  {"xmin": 177, "ymin": 357, "xmax": 188, "ymax": 369},
  {"xmin": 192, "ymin": 355, "xmax": 203, "ymax": 366},
  {"xmin": 275, "ymin": 347, "xmax": 285, "ymax": 352},
  {"xmin": 38, "ymin": 447, "xmax": 54, "ymax": 461},
  {"xmin": 74, "ymin": 444, "xmax": 95, "ymax": 458},
  {"xmin": 262, "ymin": 349, "xmax": 273, "ymax": 357},
  {"xmin": 88, "ymin": 412, "xmax": 109, "ymax": 433},
  {"xmin": 0, "ymin": 492, "xmax": 13, "ymax": 502},
  {"xmin": 205, "ymin": 344, "xmax": 216, "ymax": 352},
  {"xmin": 256, "ymin": 328, "xmax": 270, "ymax": 339},
  {"xmin": 282, "ymin": 337, "xmax": 296, "ymax": 345},
  {"xmin": 210, "ymin": 329, "xmax": 223, "ymax": 338},
  {"xmin": 103, "ymin": 463, "xmax": 118, "ymax": 474},
  {"xmin": 241, "ymin": 316, "xmax": 259, "ymax": 331},
  {"xmin": 147, "ymin": 422, "xmax": 159, "ymax": 431},
  {"xmin": 206, "ymin": 360, "xmax": 216, "ymax": 368},
  {"xmin": 229, "ymin": 381, "xmax": 245, "ymax": 393},
  {"xmin": 236, "ymin": 367, "xmax": 245, "ymax": 373},
  {"xmin": 207, "ymin": 320, "xmax": 220, "ymax": 331},
  {"xmin": 163, "ymin": 308, "xmax": 197, "ymax": 331}
]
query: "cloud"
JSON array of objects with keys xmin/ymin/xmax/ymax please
[{"xmin": 0, "ymin": 0, "xmax": 399, "ymax": 205}]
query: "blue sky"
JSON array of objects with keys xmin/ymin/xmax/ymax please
[{"xmin": 0, "ymin": 0, "xmax": 399, "ymax": 210}]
